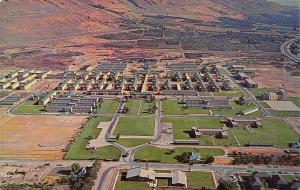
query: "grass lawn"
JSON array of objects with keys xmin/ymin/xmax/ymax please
[
  {"xmin": 212, "ymin": 133, "xmax": 239, "ymax": 146},
  {"xmin": 157, "ymin": 178, "xmax": 169, "ymax": 188},
  {"xmin": 139, "ymin": 101, "xmax": 156, "ymax": 115},
  {"xmin": 162, "ymin": 117, "xmax": 223, "ymax": 139},
  {"xmin": 125, "ymin": 100, "xmax": 141, "ymax": 114},
  {"xmin": 116, "ymin": 138, "xmax": 152, "ymax": 147},
  {"xmin": 187, "ymin": 171, "xmax": 216, "ymax": 189},
  {"xmin": 289, "ymin": 97, "xmax": 300, "ymax": 108},
  {"xmin": 232, "ymin": 119, "xmax": 299, "ymax": 148},
  {"xmin": 212, "ymin": 91, "xmax": 244, "ymax": 97},
  {"xmin": 260, "ymin": 101, "xmax": 271, "ymax": 108},
  {"xmin": 249, "ymin": 88, "xmax": 270, "ymax": 97},
  {"xmin": 162, "ymin": 99, "xmax": 209, "ymax": 115},
  {"xmin": 113, "ymin": 117, "xmax": 155, "ymax": 136},
  {"xmin": 269, "ymin": 110, "xmax": 300, "ymax": 117},
  {"xmin": 135, "ymin": 146, "xmax": 225, "ymax": 163},
  {"xmin": 14, "ymin": 100, "xmax": 44, "ymax": 114},
  {"xmin": 65, "ymin": 116, "xmax": 122, "ymax": 160},
  {"xmin": 115, "ymin": 171, "xmax": 149, "ymax": 190},
  {"xmin": 96, "ymin": 99, "xmax": 119, "ymax": 114},
  {"xmin": 197, "ymin": 133, "xmax": 239, "ymax": 146},
  {"xmin": 212, "ymin": 101, "xmax": 263, "ymax": 117}
]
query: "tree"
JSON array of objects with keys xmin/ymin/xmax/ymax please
[
  {"xmin": 71, "ymin": 163, "xmax": 81, "ymax": 175},
  {"xmin": 123, "ymin": 106, "xmax": 129, "ymax": 113},
  {"xmin": 217, "ymin": 179, "xmax": 238, "ymax": 190},
  {"xmin": 175, "ymin": 152, "xmax": 190, "ymax": 163},
  {"xmin": 205, "ymin": 155, "xmax": 215, "ymax": 164},
  {"xmin": 93, "ymin": 160, "xmax": 101, "ymax": 169},
  {"xmin": 116, "ymin": 133, "xmax": 120, "ymax": 140}
]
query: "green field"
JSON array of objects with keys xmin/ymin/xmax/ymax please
[
  {"xmin": 65, "ymin": 116, "xmax": 122, "ymax": 160},
  {"xmin": 260, "ymin": 101, "xmax": 271, "ymax": 108},
  {"xmin": 249, "ymin": 88, "xmax": 270, "ymax": 97},
  {"xmin": 14, "ymin": 100, "xmax": 44, "ymax": 114},
  {"xmin": 113, "ymin": 117, "xmax": 155, "ymax": 136},
  {"xmin": 139, "ymin": 101, "xmax": 156, "ymax": 115},
  {"xmin": 116, "ymin": 138, "xmax": 152, "ymax": 147},
  {"xmin": 125, "ymin": 100, "xmax": 155, "ymax": 115},
  {"xmin": 212, "ymin": 91, "xmax": 244, "ymax": 97},
  {"xmin": 162, "ymin": 99, "xmax": 210, "ymax": 115},
  {"xmin": 96, "ymin": 99, "xmax": 119, "ymax": 114},
  {"xmin": 212, "ymin": 101, "xmax": 263, "ymax": 117},
  {"xmin": 187, "ymin": 171, "xmax": 216, "ymax": 189},
  {"xmin": 200, "ymin": 134, "xmax": 239, "ymax": 146},
  {"xmin": 124, "ymin": 100, "xmax": 141, "ymax": 114},
  {"xmin": 135, "ymin": 146, "xmax": 225, "ymax": 163},
  {"xmin": 269, "ymin": 110, "xmax": 300, "ymax": 117},
  {"xmin": 289, "ymin": 97, "xmax": 300, "ymax": 108},
  {"xmin": 115, "ymin": 171, "xmax": 149, "ymax": 190},
  {"xmin": 232, "ymin": 119, "xmax": 299, "ymax": 148},
  {"xmin": 162, "ymin": 117, "xmax": 224, "ymax": 139}
]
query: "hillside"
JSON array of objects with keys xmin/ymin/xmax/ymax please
[
  {"xmin": 0, "ymin": 0, "xmax": 291, "ymax": 46},
  {"xmin": 119, "ymin": 0, "xmax": 286, "ymax": 20}
]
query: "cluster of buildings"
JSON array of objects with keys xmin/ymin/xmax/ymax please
[
  {"xmin": 259, "ymin": 89, "xmax": 288, "ymax": 101},
  {"xmin": 0, "ymin": 69, "xmax": 51, "ymax": 90},
  {"xmin": 38, "ymin": 92, "xmax": 99, "ymax": 114},
  {"xmin": 0, "ymin": 94, "xmax": 20, "ymax": 105},
  {"xmin": 227, "ymin": 64, "xmax": 258, "ymax": 88},
  {"xmin": 228, "ymin": 64, "xmax": 256, "ymax": 77},
  {"xmin": 47, "ymin": 62, "xmax": 236, "ymax": 97},
  {"xmin": 244, "ymin": 172, "xmax": 300, "ymax": 190},
  {"xmin": 125, "ymin": 168, "xmax": 187, "ymax": 188},
  {"xmin": 191, "ymin": 127, "xmax": 229, "ymax": 139}
]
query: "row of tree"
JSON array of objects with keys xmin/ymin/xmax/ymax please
[{"xmin": 230, "ymin": 152, "xmax": 300, "ymax": 166}]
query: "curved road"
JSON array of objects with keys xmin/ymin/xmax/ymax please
[{"xmin": 280, "ymin": 37, "xmax": 300, "ymax": 63}]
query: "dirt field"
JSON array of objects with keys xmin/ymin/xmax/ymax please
[
  {"xmin": 30, "ymin": 79, "xmax": 62, "ymax": 92},
  {"xmin": 254, "ymin": 64, "xmax": 300, "ymax": 97},
  {"xmin": 0, "ymin": 115, "xmax": 86, "ymax": 160},
  {"xmin": 227, "ymin": 147, "xmax": 285, "ymax": 156}
]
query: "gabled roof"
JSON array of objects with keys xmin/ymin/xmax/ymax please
[
  {"xmin": 249, "ymin": 176, "xmax": 263, "ymax": 187},
  {"xmin": 171, "ymin": 170, "xmax": 187, "ymax": 187},
  {"xmin": 126, "ymin": 168, "xmax": 155, "ymax": 180},
  {"xmin": 272, "ymin": 175, "xmax": 288, "ymax": 185},
  {"xmin": 253, "ymin": 172, "xmax": 272, "ymax": 178},
  {"xmin": 291, "ymin": 181, "xmax": 300, "ymax": 190}
]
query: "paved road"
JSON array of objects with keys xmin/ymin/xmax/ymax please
[{"xmin": 280, "ymin": 37, "xmax": 300, "ymax": 63}]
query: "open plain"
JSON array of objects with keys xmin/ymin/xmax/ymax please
[{"xmin": 0, "ymin": 115, "xmax": 86, "ymax": 160}]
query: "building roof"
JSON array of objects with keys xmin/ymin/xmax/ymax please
[
  {"xmin": 273, "ymin": 175, "xmax": 288, "ymax": 185},
  {"xmin": 245, "ymin": 78, "xmax": 257, "ymax": 85},
  {"xmin": 189, "ymin": 152, "xmax": 201, "ymax": 161},
  {"xmin": 126, "ymin": 168, "xmax": 155, "ymax": 180},
  {"xmin": 291, "ymin": 181, "xmax": 300, "ymax": 190},
  {"xmin": 249, "ymin": 176, "xmax": 263, "ymax": 187},
  {"xmin": 171, "ymin": 170, "xmax": 187, "ymax": 187},
  {"xmin": 253, "ymin": 172, "xmax": 272, "ymax": 178}
]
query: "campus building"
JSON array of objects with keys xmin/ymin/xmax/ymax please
[
  {"xmin": 259, "ymin": 89, "xmax": 288, "ymax": 101},
  {"xmin": 183, "ymin": 96, "xmax": 231, "ymax": 109},
  {"xmin": 191, "ymin": 127, "xmax": 229, "ymax": 138},
  {"xmin": 126, "ymin": 168, "xmax": 187, "ymax": 188},
  {"xmin": 225, "ymin": 118, "xmax": 263, "ymax": 128}
]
